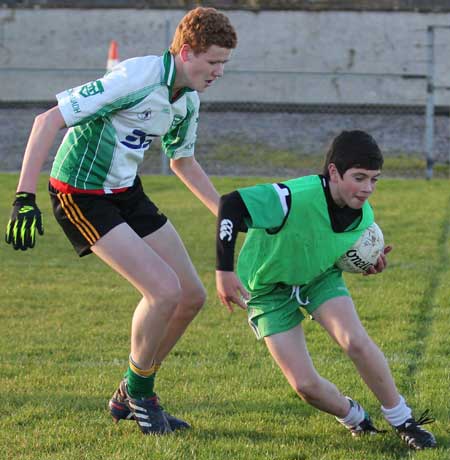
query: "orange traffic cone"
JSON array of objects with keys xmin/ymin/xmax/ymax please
[{"xmin": 106, "ymin": 40, "xmax": 119, "ymax": 71}]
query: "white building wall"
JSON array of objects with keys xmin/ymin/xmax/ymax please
[{"xmin": 1, "ymin": 8, "xmax": 450, "ymax": 104}]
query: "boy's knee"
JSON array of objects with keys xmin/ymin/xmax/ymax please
[
  {"xmin": 179, "ymin": 285, "xmax": 207, "ymax": 318},
  {"xmin": 145, "ymin": 279, "xmax": 182, "ymax": 318},
  {"xmin": 344, "ymin": 333, "xmax": 372, "ymax": 359},
  {"xmin": 294, "ymin": 377, "xmax": 322, "ymax": 402}
]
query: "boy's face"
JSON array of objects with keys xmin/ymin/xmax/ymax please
[
  {"xmin": 329, "ymin": 165, "xmax": 381, "ymax": 209},
  {"xmin": 178, "ymin": 44, "xmax": 232, "ymax": 92}
]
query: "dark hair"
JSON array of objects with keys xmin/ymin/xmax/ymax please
[{"xmin": 323, "ymin": 130, "xmax": 384, "ymax": 177}]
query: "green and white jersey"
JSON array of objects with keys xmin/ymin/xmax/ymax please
[{"xmin": 51, "ymin": 50, "xmax": 199, "ymax": 192}]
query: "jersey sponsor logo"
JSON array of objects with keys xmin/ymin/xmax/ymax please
[
  {"xmin": 137, "ymin": 110, "xmax": 152, "ymax": 121},
  {"xmin": 219, "ymin": 219, "xmax": 233, "ymax": 241},
  {"xmin": 120, "ymin": 129, "xmax": 156, "ymax": 150},
  {"xmin": 79, "ymin": 80, "xmax": 105, "ymax": 98},
  {"xmin": 68, "ymin": 88, "xmax": 81, "ymax": 113}
]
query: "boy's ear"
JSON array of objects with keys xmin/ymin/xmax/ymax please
[
  {"xmin": 180, "ymin": 44, "xmax": 193, "ymax": 62},
  {"xmin": 328, "ymin": 163, "xmax": 340, "ymax": 182}
]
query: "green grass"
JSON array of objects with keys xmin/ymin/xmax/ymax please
[
  {"xmin": 203, "ymin": 143, "xmax": 450, "ymax": 179},
  {"xmin": 0, "ymin": 173, "xmax": 449, "ymax": 460}
]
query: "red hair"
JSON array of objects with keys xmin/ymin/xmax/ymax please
[{"xmin": 170, "ymin": 7, "xmax": 237, "ymax": 55}]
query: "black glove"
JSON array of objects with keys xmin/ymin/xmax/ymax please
[{"xmin": 5, "ymin": 192, "xmax": 44, "ymax": 250}]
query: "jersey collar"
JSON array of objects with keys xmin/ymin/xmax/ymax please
[{"xmin": 162, "ymin": 49, "xmax": 194, "ymax": 102}]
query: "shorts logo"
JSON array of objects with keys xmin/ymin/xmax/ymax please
[
  {"xmin": 79, "ymin": 81, "xmax": 105, "ymax": 98},
  {"xmin": 121, "ymin": 129, "xmax": 156, "ymax": 150},
  {"xmin": 137, "ymin": 110, "xmax": 151, "ymax": 121}
]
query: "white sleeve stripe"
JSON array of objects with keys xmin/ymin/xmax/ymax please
[{"xmin": 272, "ymin": 183, "xmax": 289, "ymax": 216}]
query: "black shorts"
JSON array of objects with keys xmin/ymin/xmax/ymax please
[{"xmin": 49, "ymin": 176, "xmax": 168, "ymax": 257}]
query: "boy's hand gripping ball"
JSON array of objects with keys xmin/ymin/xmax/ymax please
[{"xmin": 336, "ymin": 223, "xmax": 384, "ymax": 274}]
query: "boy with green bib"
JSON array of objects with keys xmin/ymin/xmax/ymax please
[{"xmin": 215, "ymin": 130, "xmax": 436, "ymax": 450}]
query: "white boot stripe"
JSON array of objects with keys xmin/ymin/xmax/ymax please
[
  {"xmin": 139, "ymin": 422, "xmax": 153, "ymax": 427},
  {"xmin": 129, "ymin": 403, "xmax": 146, "ymax": 412}
]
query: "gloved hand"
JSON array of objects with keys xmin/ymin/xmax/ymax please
[{"xmin": 5, "ymin": 192, "xmax": 44, "ymax": 250}]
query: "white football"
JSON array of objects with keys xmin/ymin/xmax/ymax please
[{"xmin": 336, "ymin": 223, "xmax": 385, "ymax": 273}]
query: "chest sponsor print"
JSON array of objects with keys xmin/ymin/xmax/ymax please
[{"xmin": 120, "ymin": 129, "xmax": 156, "ymax": 150}]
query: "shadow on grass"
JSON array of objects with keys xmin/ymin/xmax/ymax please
[{"xmin": 194, "ymin": 426, "xmax": 439, "ymax": 459}]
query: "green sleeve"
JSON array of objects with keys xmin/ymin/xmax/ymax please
[{"xmin": 238, "ymin": 183, "xmax": 287, "ymax": 229}]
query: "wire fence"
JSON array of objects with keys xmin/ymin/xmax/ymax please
[
  {"xmin": 1, "ymin": 8, "xmax": 450, "ymax": 178},
  {"xmin": 3, "ymin": 63, "xmax": 450, "ymax": 177},
  {"xmin": 2, "ymin": 103, "xmax": 449, "ymax": 180}
]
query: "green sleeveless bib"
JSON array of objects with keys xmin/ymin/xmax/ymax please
[{"xmin": 237, "ymin": 175, "xmax": 374, "ymax": 294}]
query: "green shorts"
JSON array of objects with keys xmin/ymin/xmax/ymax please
[{"xmin": 247, "ymin": 267, "xmax": 350, "ymax": 339}]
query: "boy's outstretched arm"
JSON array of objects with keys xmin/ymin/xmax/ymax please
[
  {"xmin": 215, "ymin": 191, "xmax": 250, "ymax": 312},
  {"xmin": 170, "ymin": 156, "xmax": 220, "ymax": 216},
  {"xmin": 17, "ymin": 106, "xmax": 66, "ymax": 194},
  {"xmin": 5, "ymin": 106, "xmax": 66, "ymax": 250}
]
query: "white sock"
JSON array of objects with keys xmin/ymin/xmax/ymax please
[
  {"xmin": 336, "ymin": 397, "xmax": 365, "ymax": 428},
  {"xmin": 381, "ymin": 395, "xmax": 412, "ymax": 427}
]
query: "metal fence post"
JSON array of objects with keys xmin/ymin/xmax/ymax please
[{"xmin": 424, "ymin": 26, "xmax": 435, "ymax": 180}]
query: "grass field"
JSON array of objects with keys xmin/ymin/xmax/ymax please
[{"xmin": 0, "ymin": 173, "xmax": 449, "ymax": 460}]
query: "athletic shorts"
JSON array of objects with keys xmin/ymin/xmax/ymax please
[
  {"xmin": 49, "ymin": 176, "xmax": 168, "ymax": 257},
  {"xmin": 247, "ymin": 267, "xmax": 350, "ymax": 339}
]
